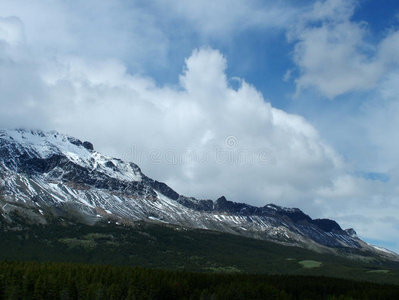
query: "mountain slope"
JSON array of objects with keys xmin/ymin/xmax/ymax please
[
  {"xmin": 2, "ymin": 220, "xmax": 399, "ymax": 286},
  {"xmin": 0, "ymin": 128, "xmax": 397, "ymax": 260}
]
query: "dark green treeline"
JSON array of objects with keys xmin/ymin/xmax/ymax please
[{"xmin": 0, "ymin": 261, "xmax": 398, "ymax": 300}]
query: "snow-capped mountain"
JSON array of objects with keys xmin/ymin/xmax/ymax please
[{"xmin": 0, "ymin": 129, "xmax": 396, "ymax": 259}]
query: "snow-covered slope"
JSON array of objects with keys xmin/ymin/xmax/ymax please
[
  {"xmin": 0, "ymin": 129, "xmax": 397, "ymax": 259},
  {"xmin": 1, "ymin": 129, "xmax": 142, "ymax": 182}
]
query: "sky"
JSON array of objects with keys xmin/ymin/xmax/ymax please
[{"xmin": 1, "ymin": 0, "xmax": 399, "ymax": 252}]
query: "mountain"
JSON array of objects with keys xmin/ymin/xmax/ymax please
[{"xmin": 0, "ymin": 128, "xmax": 397, "ymax": 261}]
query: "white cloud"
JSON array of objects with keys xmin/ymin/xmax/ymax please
[
  {"xmin": 379, "ymin": 30, "xmax": 399, "ymax": 65},
  {"xmin": 180, "ymin": 47, "xmax": 228, "ymax": 95},
  {"xmin": 45, "ymin": 48, "xmax": 345, "ymax": 210},
  {"xmin": 0, "ymin": 16, "xmax": 49, "ymax": 129},
  {"xmin": 313, "ymin": 173, "xmax": 399, "ymax": 247},
  {"xmin": 152, "ymin": 0, "xmax": 297, "ymax": 38},
  {"xmin": 0, "ymin": 0, "xmax": 302, "ymax": 74},
  {"xmin": 0, "ymin": 16, "xmax": 25, "ymax": 45},
  {"xmin": 309, "ymin": 0, "xmax": 356, "ymax": 22},
  {"xmin": 0, "ymin": 0, "xmax": 169, "ymax": 72},
  {"xmin": 289, "ymin": 0, "xmax": 399, "ymax": 98},
  {"xmin": 356, "ymin": 71, "xmax": 399, "ymax": 172},
  {"xmin": 0, "ymin": 17, "xmax": 344, "ymax": 210}
]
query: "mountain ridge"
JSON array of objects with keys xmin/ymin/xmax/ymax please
[{"xmin": 0, "ymin": 128, "xmax": 397, "ymax": 260}]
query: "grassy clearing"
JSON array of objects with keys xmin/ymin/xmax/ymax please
[
  {"xmin": 299, "ymin": 260, "xmax": 322, "ymax": 268},
  {"xmin": 205, "ymin": 266, "xmax": 242, "ymax": 273},
  {"xmin": 367, "ymin": 269, "xmax": 390, "ymax": 274}
]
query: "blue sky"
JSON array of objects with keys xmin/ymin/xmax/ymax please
[{"xmin": 1, "ymin": 0, "xmax": 399, "ymax": 252}]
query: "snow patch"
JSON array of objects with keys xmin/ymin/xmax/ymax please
[{"xmin": 371, "ymin": 245, "xmax": 398, "ymax": 255}]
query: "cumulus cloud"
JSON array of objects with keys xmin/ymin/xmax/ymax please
[
  {"xmin": 40, "ymin": 47, "xmax": 344, "ymax": 210},
  {"xmin": 0, "ymin": 14, "xmax": 343, "ymax": 210},
  {"xmin": 288, "ymin": 0, "xmax": 399, "ymax": 98}
]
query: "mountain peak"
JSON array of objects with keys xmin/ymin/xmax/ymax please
[
  {"xmin": 82, "ymin": 141, "xmax": 94, "ymax": 151},
  {"xmin": 345, "ymin": 228, "xmax": 357, "ymax": 237},
  {"xmin": 216, "ymin": 196, "xmax": 227, "ymax": 203},
  {"xmin": 0, "ymin": 128, "xmax": 142, "ymax": 182}
]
